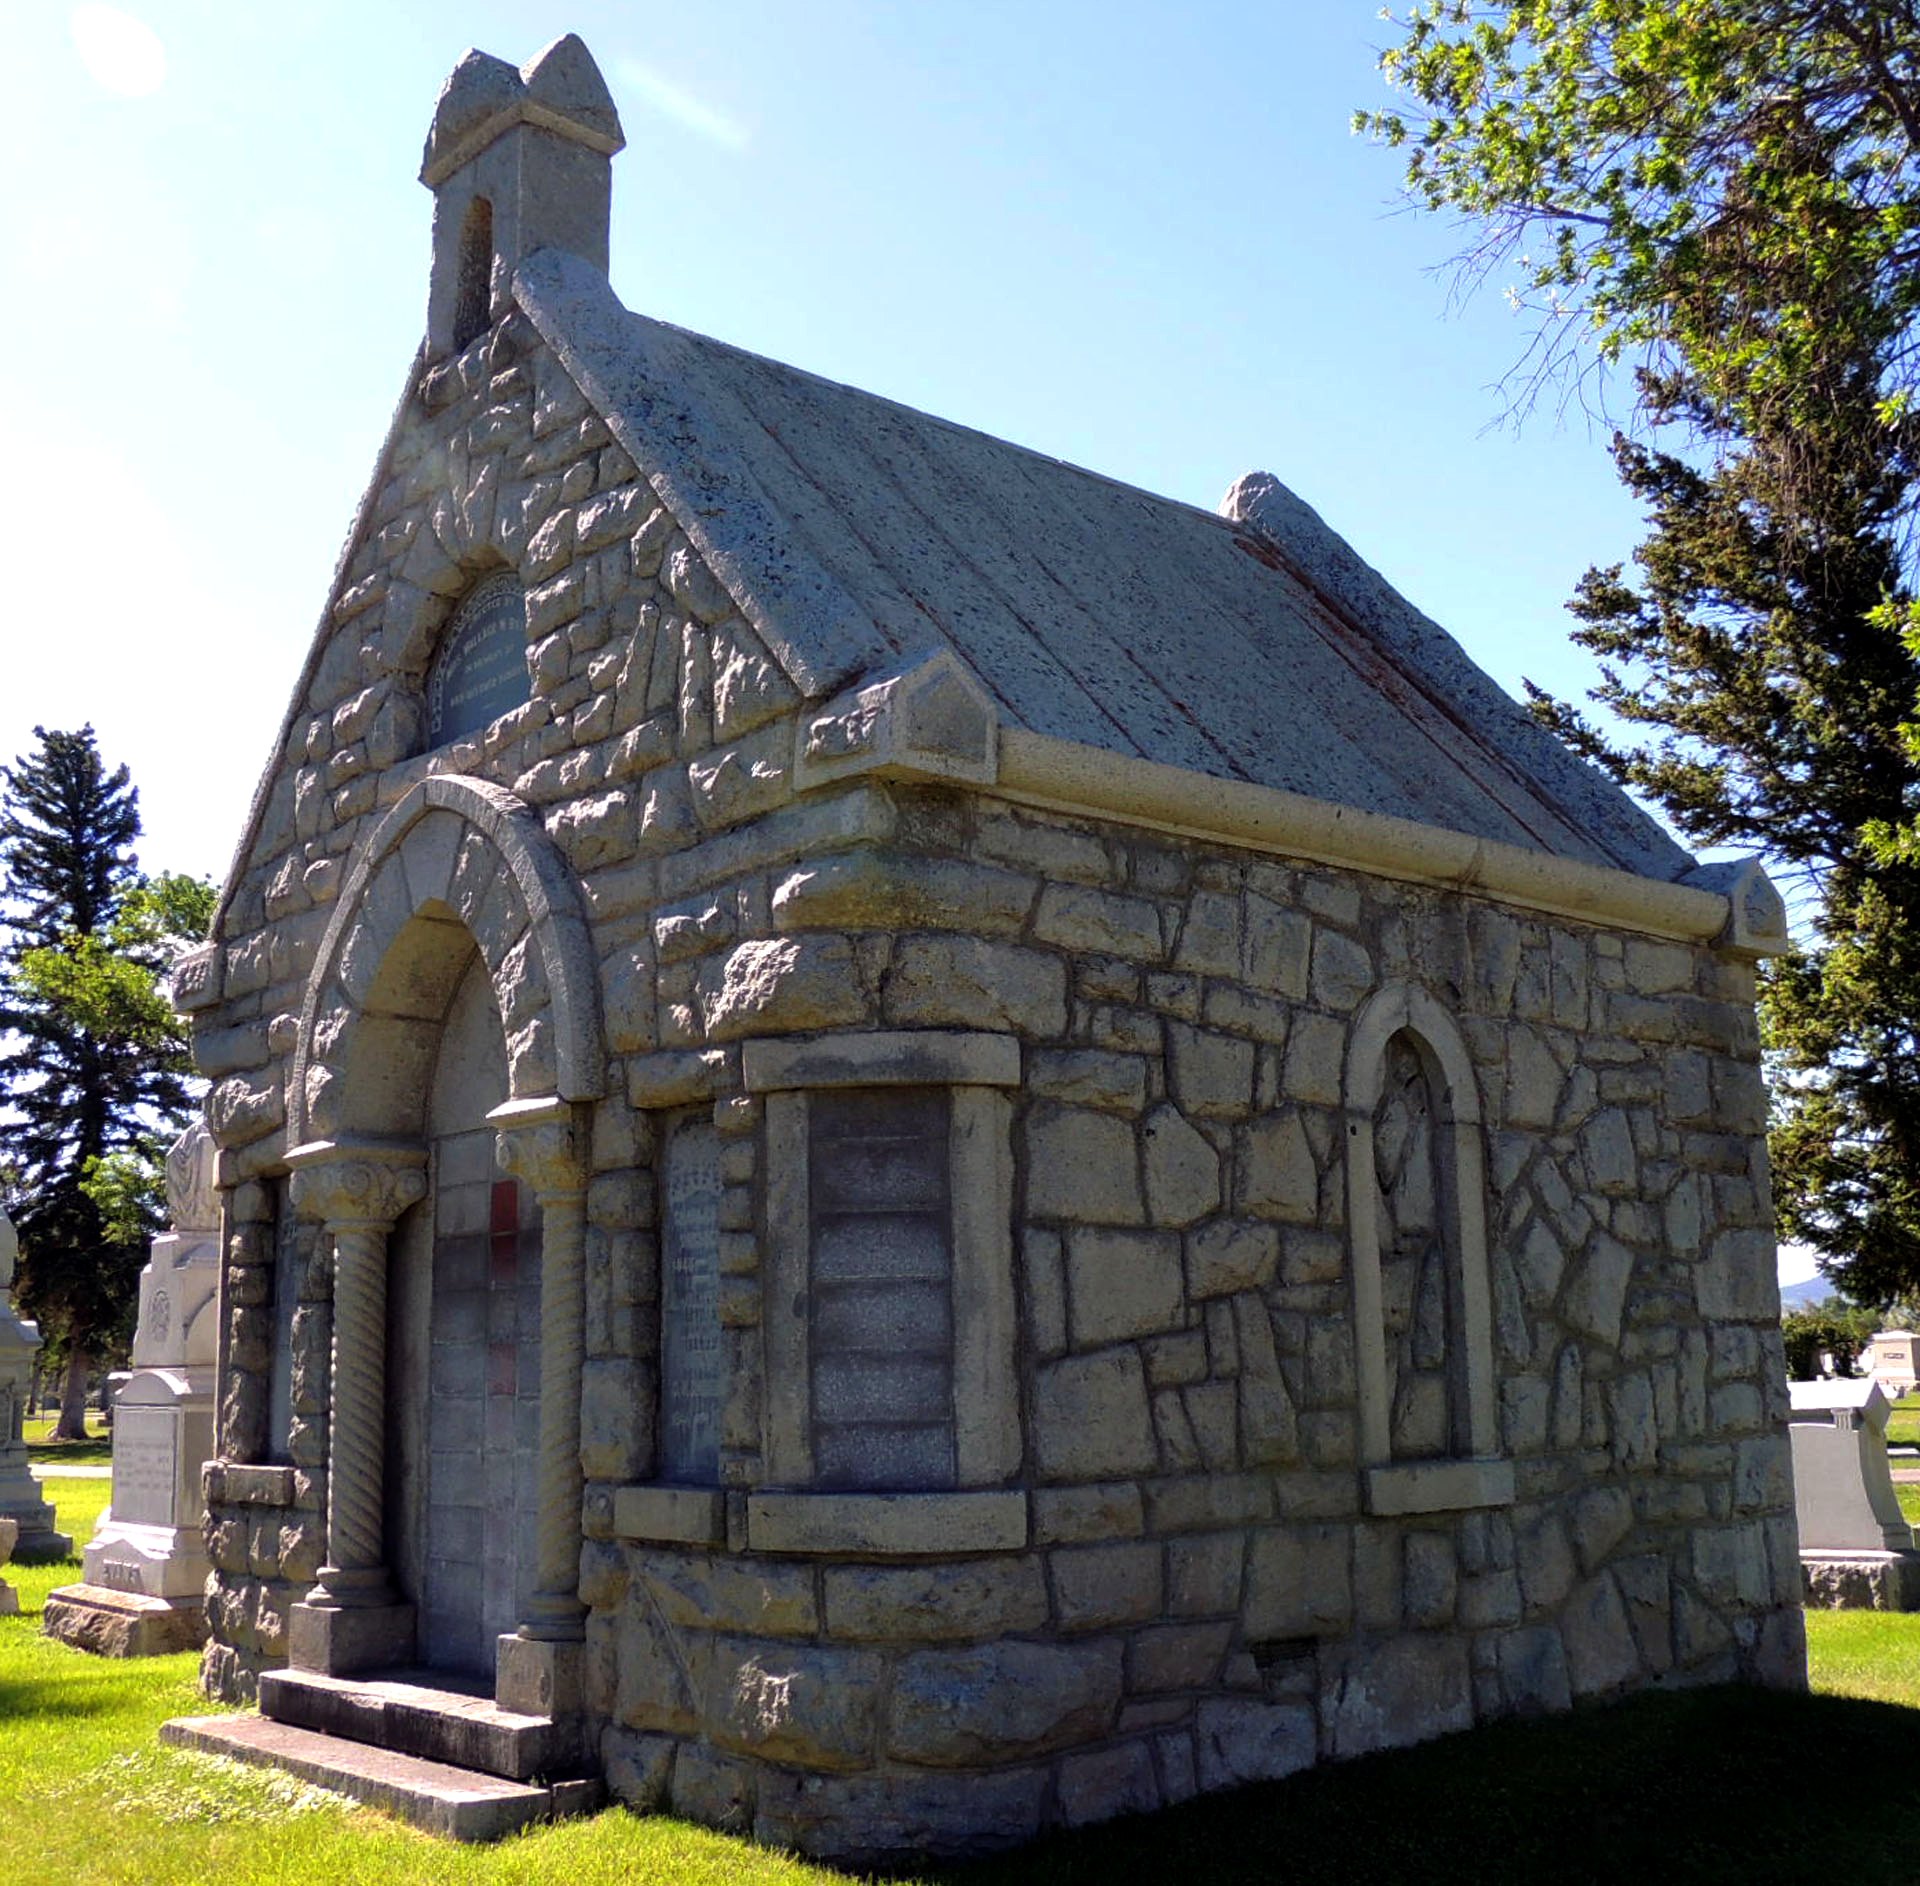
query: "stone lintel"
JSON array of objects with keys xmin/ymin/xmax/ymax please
[
  {"xmin": 610, "ymin": 1484, "xmax": 727, "ymax": 1547},
  {"xmin": 745, "ymin": 1489, "xmax": 1028, "ymax": 1557},
  {"xmin": 743, "ymin": 1030, "xmax": 1021, "ymax": 1094},
  {"xmin": 1364, "ymin": 1457, "xmax": 1515, "ymax": 1518},
  {"xmin": 206, "ymin": 1462, "xmax": 297, "ymax": 1507}
]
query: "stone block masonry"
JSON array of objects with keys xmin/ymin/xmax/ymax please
[{"xmin": 178, "ymin": 150, "xmax": 1801, "ymax": 1861}]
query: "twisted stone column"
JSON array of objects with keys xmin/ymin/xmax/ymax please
[
  {"xmin": 288, "ymin": 1144, "xmax": 426, "ymax": 1611},
  {"xmin": 491, "ymin": 1097, "xmax": 587, "ymax": 1643}
]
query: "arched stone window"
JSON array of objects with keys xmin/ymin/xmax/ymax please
[
  {"xmin": 1345, "ymin": 983, "xmax": 1513, "ymax": 1517},
  {"xmin": 453, "ymin": 195, "xmax": 493, "ymax": 350}
]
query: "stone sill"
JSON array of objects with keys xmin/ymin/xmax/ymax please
[
  {"xmin": 611, "ymin": 1485, "xmax": 727, "ymax": 1547},
  {"xmin": 746, "ymin": 1489, "xmax": 1028, "ymax": 1557},
  {"xmin": 1364, "ymin": 1457, "xmax": 1514, "ymax": 1517},
  {"xmin": 205, "ymin": 1462, "xmax": 296, "ymax": 1507}
]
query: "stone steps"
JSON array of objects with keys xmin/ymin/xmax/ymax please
[
  {"xmin": 160, "ymin": 1713, "xmax": 601, "ymax": 1842},
  {"xmin": 257, "ymin": 1666, "xmax": 579, "ymax": 1780}
]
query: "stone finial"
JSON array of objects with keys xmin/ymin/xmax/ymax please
[
  {"xmin": 420, "ymin": 35, "xmax": 625, "ymax": 358},
  {"xmin": 165, "ymin": 1120, "xmax": 219, "ymax": 1234},
  {"xmin": 420, "ymin": 36, "xmax": 623, "ymax": 186}
]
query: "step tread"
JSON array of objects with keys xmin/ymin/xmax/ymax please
[
  {"xmin": 164, "ymin": 1713, "xmax": 547, "ymax": 1799},
  {"xmin": 262, "ymin": 1666, "xmax": 551, "ymax": 1730},
  {"xmin": 159, "ymin": 1714, "xmax": 582, "ymax": 1840}
]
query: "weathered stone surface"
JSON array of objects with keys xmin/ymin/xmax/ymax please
[
  {"xmin": 700, "ymin": 936, "xmax": 871, "ymax": 1039},
  {"xmin": 708, "ymin": 1638, "xmax": 886, "ymax": 1771},
  {"xmin": 1194, "ymin": 1697, "xmax": 1316, "ymax": 1791},
  {"xmin": 1325, "ymin": 1635, "xmax": 1473, "ymax": 1758},
  {"xmin": 1067, "ymin": 1228, "xmax": 1183, "ymax": 1347},
  {"xmin": 1024, "ymin": 1105, "xmax": 1144, "ymax": 1225},
  {"xmin": 885, "ymin": 934, "xmax": 1068, "ymax": 1035},
  {"xmin": 1142, "ymin": 1105, "xmax": 1220, "ymax": 1227},
  {"xmin": 181, "ymin": 86, "xmax": 1801, "ymax": 1857},
  {"xmin": 822, "ymin": 1559, "xmax": 1049, "ymax": 1642},
  {"xmin": 887, "ymin": 1640, "xmax": 1122, "ymax": 1765},
  {"xmin": 1186, "ymin": 1221, "xmax": 1278, "ymax": 1299},
  {"xmin": 1032, "ymin": 1348, "xmax": 1160, "ymax": 1481}
]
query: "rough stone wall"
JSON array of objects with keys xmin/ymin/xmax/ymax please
[
  {"xmin": 578, "ymin": 788, "xmax": 1802, "ymax": 1858},
  {"xmin": 186, "ymin": 305, "xmax": 1800, "ymax": 1858},
  {"xmin": 192, "ymin": 308, "xmax": 812, "ymax": 1694}
]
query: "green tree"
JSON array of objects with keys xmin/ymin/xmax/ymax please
[
  {"xmin": 0, "ymin": 727, "xmax": 213, "ymax": 1437},
  {"xmin": 1363, "ymin": 1, "xmax": 1920, "ymax": 1301},
  {"xmin": 1781, "ymin": 1297, "xmax": 1881, "ymax": 1379}
]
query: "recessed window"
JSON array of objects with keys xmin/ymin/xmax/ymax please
[
  {"xmin": 1346, "ymin": 985, "xmax": 1513, "ymax": 1516},
  {"xmin": 453, "ymin": 195, "xmax": 493, "ymax": 351},
  {"xmin": 425, "ymin": 573, "xmax": 528, "ymax": 748}
]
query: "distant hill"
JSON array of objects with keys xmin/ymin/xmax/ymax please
[{"xmin": 1780, "ymin": 1276, "xmax": 1838, "ymax": 1310}]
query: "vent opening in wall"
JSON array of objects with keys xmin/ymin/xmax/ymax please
[
  {"xmin": 453, "ymin": 195, "xmax": 493, "ymax": 351},
  {"xmin": 424, "ymin": 573, "xmax": 529, "ymax": 749}
]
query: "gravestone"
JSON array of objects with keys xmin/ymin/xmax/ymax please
[
  {"xmin": 1790, "ymin": 1377, "xmax": 1920, "ymax": 1609},
  {"xmin": 0, "ymin": 1208, "xmax": 68, "ymax": 1563},
  {"xmin": 0, "ymin": 1516, "xmax": 19, "ymax": 1615},
  {"xmin": 43, "ymin": 1125, "xmax": 218, "ymax": 1654},
  {"xmin": 1867, "ymin": 1329, "xmax": 1920, "ymax": 1398}
]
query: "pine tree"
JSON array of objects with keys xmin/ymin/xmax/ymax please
[
  {"xmin": 1363, "ymin": 0, "xmax": 1920, "ymax": 1302},
  {"xmin": 0, "ymin": 727, "xmax": 206, "ymax": 1437}
]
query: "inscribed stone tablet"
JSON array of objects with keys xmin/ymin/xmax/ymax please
[
  {"xmin": 112, "ymin": 1408, "xmax": 179, "ymax": 1527},
  {"xmin": 426, "ymin": 574, "xmax": 530, "ymax": 747},
  {"xmin": 661, "ymin": 1116, "xmax": 722, "ymax": 1483}
]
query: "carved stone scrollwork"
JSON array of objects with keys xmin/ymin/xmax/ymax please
[
  {"xmin": 288, "ymin": 1146, "xmax": 429, "ymax": 1232},
  {"xmin": 488, "ymin": 1097, "xmax": 589, "ymax": 1641}
]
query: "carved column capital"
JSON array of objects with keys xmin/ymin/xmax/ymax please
[
  {"xmin": 488, "ymin": 1097, "xmax": 586, "ymax": 1202},
  {"xmin": 286, "ymin": 1141, "xmax": 428, "ymax": 1230}
]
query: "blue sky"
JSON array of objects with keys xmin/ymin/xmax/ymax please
[
  {"xmin": 1, "ymin": 2, "xmax": 1656, "ymax": 882},
  {"xmin": 3, "ymin": 5, "xmax": 1814, "ymax": 1283}
]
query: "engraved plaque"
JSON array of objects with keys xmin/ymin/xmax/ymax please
[
  {"xmin": 112, "ymin": 1408, "xmax": 179, "ymax": 1527},
  {"xmin": 426, "ymin": 573, "xmax": 530, "ymax": 747},
  {"xmin": 661, "ymin": 1115, "xmax": 722, "ymax": 1483},
  {"xmin": 807, "ymin": 1089, "xmax": 955, "ymax": 1491}
]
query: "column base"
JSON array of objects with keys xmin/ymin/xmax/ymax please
[
  {"xmin": 496, "ymin": 1631, "xmax": 584, "ymax": 1722},
  {"xmin": 289, "ymin": 1598, "xmax": 416, "ymax": 1675}
]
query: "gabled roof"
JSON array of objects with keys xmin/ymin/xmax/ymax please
[{"xmin": 517, "ymin": 247, "xmax": 1694, "ymax": 883}]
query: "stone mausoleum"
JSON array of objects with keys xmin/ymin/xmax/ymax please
[{"xmin": 167, "ymin": 36, "xmax": 1805, "ymax": 1859}]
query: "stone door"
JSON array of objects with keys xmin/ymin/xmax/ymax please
[{"xmin": 390, "ymin": 953, "xmax": 542, "ymax": 1676}]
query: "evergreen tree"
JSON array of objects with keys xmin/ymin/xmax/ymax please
[
  {"xmin": 1363, "ymin": 1, "xmax": 1920, "ymax": 1302},
  {"xmin": 0, "ymin": 727, "xmax": 209, "ymax": 1437}
]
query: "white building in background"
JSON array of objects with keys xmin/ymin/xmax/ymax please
[{"xmin": 1867, "ymin": 1330, "xmax": 1920, "ymax": 1398}]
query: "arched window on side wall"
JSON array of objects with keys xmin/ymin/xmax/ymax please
[{"xmin": 1345, "ymin": 982, "xmax": 1514, "ymax": 1517}]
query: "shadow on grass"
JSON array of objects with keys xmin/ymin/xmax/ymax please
[
  {"xmin": 27, "ymin": 1441, "xmax": 113, "ymax": 1467},
  {"xmin": 0, "ymin": 1666, "xmax": 141, "ymax": 1725},
  {"xmin": 939, "ymin": 1687, "xmax": 1920, "ymax": 1886}
]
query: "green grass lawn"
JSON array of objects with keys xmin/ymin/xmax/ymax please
[
  {"xmin": 25, "ymin": 1414, "xmax": 115, "ymax": 1467},
  {"xmin": 11, "ymin": 1476, "xmax": 1920, "ymax": 1883},
  {"xmin": 1886, "ymin": 1393, "xmax": 1920, "ymax": 1448}
]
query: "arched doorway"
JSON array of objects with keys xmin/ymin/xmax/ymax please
[
  {"xmin": 282, "ymin": 774, "xmax": 604, "ymax": 1696},
  {"xmin": 386, "ymin": 948, "xmax": 543, "ymax": 1675}
]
